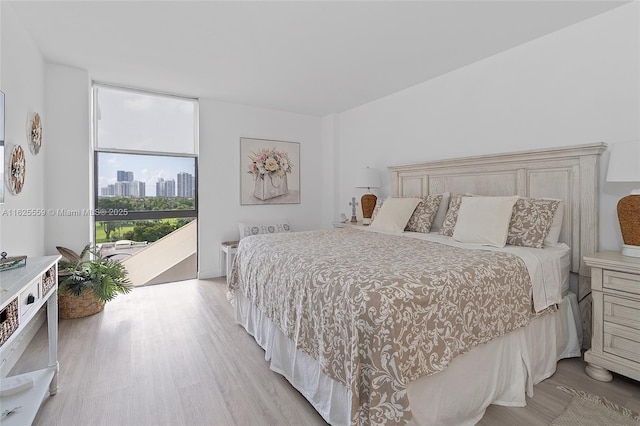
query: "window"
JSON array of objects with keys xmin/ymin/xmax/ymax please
[
  {"xmin": 93, "ymin": 85, "xmax": 198, "ymax": 244},
  {"xmin": 0, "ymin": 91, "xmax": 4, "ymax": 204},
  {"xmin": 95, "ymin": 85, "xmax": 196, "ymax": 154}
]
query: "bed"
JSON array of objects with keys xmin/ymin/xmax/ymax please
[{"xmin": 229, "ymin": 143, "xmax": 606, "ymax": 425}]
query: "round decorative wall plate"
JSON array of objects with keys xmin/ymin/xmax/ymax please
[
  {"xmin": 28, "ymin": 112, "xmax": 42, "ymax": 155},
  {"xmin": 8, "ymin": 145, "xmax": 26, "ymax": 195}
]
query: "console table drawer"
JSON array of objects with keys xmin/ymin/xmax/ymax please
[
  {"xmin": 604, "ymin": 322, "xmax": 640, "ymax": 363},
  {"xmin": 603, "ymin": 270, "xmax": 640, "ymax": 296},
  {"xmin": 19, "ymin": 277, "xmax": 41, "ymax": 319}
]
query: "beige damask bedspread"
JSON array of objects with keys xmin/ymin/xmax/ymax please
[{"xmin": 229, "ymin": 228, "xmax": 535, "ymax": 425}]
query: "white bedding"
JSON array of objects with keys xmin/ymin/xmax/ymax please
[
  {"xmin": 231, "ymin": 228, "xmax": 578, "ymax": 425},
  {"xmin": 356, "ymin": 226, "xmax": 571, "ymax": 312},
  {"xmin": 234, "ymin": 290, "xmax": 580, "ymax": 425}
]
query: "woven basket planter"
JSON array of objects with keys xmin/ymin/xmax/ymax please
[{"xmin": 58, "ymin": 289, "xmax": 105, "ymax": 319}]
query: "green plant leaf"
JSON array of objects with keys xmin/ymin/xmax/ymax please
[
  {"xmin": 58, "ymin": 243, "xmax": 132, "ymax": 304},
  {"xmin": 56, "ymin": 246, "xmax": 81, "ymax": 262}
]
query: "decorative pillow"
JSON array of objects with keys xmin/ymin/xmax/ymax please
[
  {"xmin": 238, "ymin": 220, "xmax": 291, "ymax": 239},
  {"xmin": 544, "ymin": 201, "xmax": 564, "ymax": 246},
  {"xmin": 453, "ymin": 196, "xmax": 519, "ymax": 247},
  {"xmin": 370, "ymin": 197, "xmax": 422, "ymax": 233},
  {"xmin": 405, "ymin": 194, "xmax": 443, "ymax": 233},
  {"xmin": 430, "ymin": 192, "xmax": 451, "ymax": 233},
  {"xmin": 507, "ymin": 198, "xmax": 560, "ymax": 248},
  {"xmin": 438, "ymin": 193, "xmax": 469, "ymax": 237}
]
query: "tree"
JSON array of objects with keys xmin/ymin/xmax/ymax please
[
  {"xmin": 102, "ymin": 221, "xmax": 120, "ymax": 241},
  {"xmin": 121, "ymin": 218, "xmax": 195, "ymax": 243}
]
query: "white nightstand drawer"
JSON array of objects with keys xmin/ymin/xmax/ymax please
[
  {"xmin": 603, "ymin": 270, "xmax": 640, "ymax": 296},
  {"xmin": 19, "ymin": 278, "xmax": 41, "ymax": 319},
  {"xmin": 604, "ymin": 294, "xmax": 640, "ymax": 330},
  {"xmin": 604, "ymin": 322, "xmax": 640, "ymax": 363},
  {"xmin": 584, "ymin": 252, "xmax": 640, "ymax": 382}
]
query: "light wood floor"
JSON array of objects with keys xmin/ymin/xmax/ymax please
[{"xmin": 12, "ymin": 278, "xmax": 640, "ymax": 426}]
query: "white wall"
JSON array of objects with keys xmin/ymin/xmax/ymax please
[
  {"xmin": 2, "ymin": 4, "xmax": 326, "ymax": 274},
  {"xmin": 320, "ymin": 114, "xmax": 340, "ymax": 228},
  {"xmin": 0, "ymin": 2, "xmax": 46, "ymax": 256},
  {"xmin": 334, "ymin": 3, "xmax": 639, "ymax": 252},
  {"xmin": 198, "ymin": 99, "xmax": 323, "ymax": 278},
  {"xmin": 44, "ymin": 64, "xmax": 92, "ymax": 254},
  {"xmin": 3, "ymin": 1, "xmax": 636, "ymax": 266}
]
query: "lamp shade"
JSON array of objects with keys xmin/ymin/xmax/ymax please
[
  {"xmin": 607, "ymin": 141, "xmax": 640, "ymax": 183},
  {"xmin": 355, "ymin": 167, "xmax": 381, "ymax": 190}
]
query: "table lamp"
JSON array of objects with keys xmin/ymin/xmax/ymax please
[
  {"xmin": 607, "ymin": 141, "xmax": 640, "ymax": 257},
  {"xmin": 356, "ymin": 167, "xmax": 381, "ymax": 225}
]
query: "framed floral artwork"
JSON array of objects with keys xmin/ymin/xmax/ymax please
[{"xmin": 240, "ymin": 138, "xmax": 300, "ymax": 205}]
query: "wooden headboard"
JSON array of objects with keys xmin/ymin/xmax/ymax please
[{"xmin": 389, "ymin": 143, "xmax": 606, "ymax": 276}]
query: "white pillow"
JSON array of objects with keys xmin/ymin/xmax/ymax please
[
  {"xmin": 370, "ymin": 197, "xmax": 422, "ymax": 233},
  {"xmin": 544, "ymin": 201, "xmax": 564, "ymax": 246},
  {"xmin": 238, "ymin": 220, "xmax": 291, "ymax": 239},
  {"xmin": 430, "ymin": 192, "xmax": 451, "ymax": 232},
  {"xmin": 452, "ymin": 196, "xmax": 519, "ymax": 247}
]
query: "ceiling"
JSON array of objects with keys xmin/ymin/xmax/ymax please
[{"xmin": 8, "ymin": 1, "xmax": 629, "ymax": 116}]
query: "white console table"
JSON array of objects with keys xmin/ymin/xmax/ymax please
[{"xmin": 0, "ymin": 255, "xmax": 60, "ymax": 425}]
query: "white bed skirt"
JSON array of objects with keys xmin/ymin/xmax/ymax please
[{"xmin": 233, "ymin": 290, "xmax": 581, "ymax": 426}]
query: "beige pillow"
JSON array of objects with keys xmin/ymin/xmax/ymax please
[
  {"xmin": 370, "ymin": 197, "xmax": 422, "ymax": 233},
  {"xmin": 405, "ymin": 194, "xmax": 444, "ymax": 233},
  {"xmin": 452, "ymin": 196, "xmax": 519, "ymax": 247},
  {"xmin": 438, "ymin": 193, "xmax": 469, "ymax": 237},
  {"xmin": 430, "ymin": 192, "xmax": 451, "ymax": 232},
  {"xmin": 544, "ymin": 201, "xmax": 564, "ymax": 246},
  {"xmin": 507, "ymin": 198, "xmax": 560, "ymax": 248}
]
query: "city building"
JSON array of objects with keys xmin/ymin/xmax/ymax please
[
  {"xmin": 130, "ymin": 181, "xmax": 146, "ymax": 197},
  {"xmin": 117, "ymin": 170, "xmax": 134, "ymax": 182},
  {"xmin": 177, "ymin": 172, "xmax": 194, "ymax": 197},
  {"xmin": 156, "ymin": 178, "xmax": 176, "ymax": 197},
  {"xmin": 100, "ymin": 184, "xmax": 115, "ymax": 197},
  {"xmin": 114, "ymin": 181, "xmax": 130, "ymax": 197}
]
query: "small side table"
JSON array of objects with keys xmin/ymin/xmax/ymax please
[
  {"xmin": 333, "ymin": 221, "xmax": 368, "ymax": 229},
  {"xmin": 220, "ymin": 241, "xmax": 239, "ymax": 283}
]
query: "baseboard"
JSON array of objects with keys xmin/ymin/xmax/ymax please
[{"xmin": 0, "ymin": 306, "xmax": 46, "ymax": 378}]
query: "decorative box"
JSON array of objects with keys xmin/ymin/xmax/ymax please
[{"xmin": 254, "ymin": 174, "xmax": 288, "ymax": 200}]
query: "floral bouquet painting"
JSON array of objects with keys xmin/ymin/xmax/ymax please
[
  {"xmin": 241, "ymin": 138, "xmax": 300, "ymax": 205},
  {"xmin": 248, "ymin": 147, "xmax": 293, "ymax": 200}
]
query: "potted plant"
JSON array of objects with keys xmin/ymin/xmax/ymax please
[{"xmin": 56, "ymin": 244, "xmax": 132, "ymax": 319}]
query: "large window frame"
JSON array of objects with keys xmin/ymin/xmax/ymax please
[{"xmin": 91, "ymin": 83, "xmax": 198, "ymax": 237}]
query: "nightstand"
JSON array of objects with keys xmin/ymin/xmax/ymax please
[
  {"xmin": 583, "ymin": 251, "xmax": 640, "ymax": 382},
  {"xmin": 220, "ymin": 241, "xmax": 239, "ymax": 283}
]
